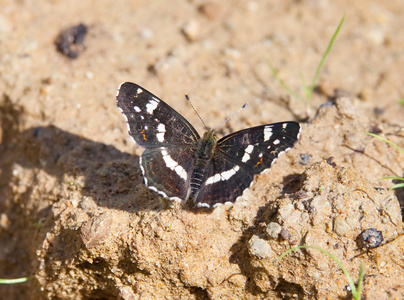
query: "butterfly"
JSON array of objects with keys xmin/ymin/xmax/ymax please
[{"xmin": 116, "ymin": 82, "xmax": 301, "ymax": 208}]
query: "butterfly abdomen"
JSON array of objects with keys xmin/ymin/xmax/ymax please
[{"xmin": 189, "ymin": 166, "xmax": 205, "ymax": 198}]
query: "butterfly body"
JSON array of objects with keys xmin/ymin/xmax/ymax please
[
  {"xmin": 116, "ymin": 82, "xmax": 301, "ymax": 208},
  {"xmin": 189, "ymin": 129, "xmax": 217, "ymax": 201}
]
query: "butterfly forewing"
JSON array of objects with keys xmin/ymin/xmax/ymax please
[
  {"xmin": 116, "ymin": 82, "xmax": 200, "ymax": 148},
  {"xmin": 217, "ymin": 122, "xmax": 300, "ymax": 173}
]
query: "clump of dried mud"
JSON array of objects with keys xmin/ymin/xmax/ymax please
[{"xmin": 2, "ymin": 95, "xmax": 403, "ymax": 299}]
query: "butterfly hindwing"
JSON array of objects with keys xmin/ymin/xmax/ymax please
[
  {"xmin": 116, "ymin": 82, "xmax": 200, "ymax": 148},
  {"xmin": 140, "ymin": 147, "xmax": 196, "ymax": 201},
  {"xmin": 195, "ymin": 155, "xmax": 254, "ymax": 207}
]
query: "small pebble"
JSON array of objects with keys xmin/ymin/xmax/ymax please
[
  {"xmin": 181, "ymin": 20, "xmax": 200, "ymax": 42},
  {"xmin": 249, "ymin": 235, "xmax": 272, "ymax": 259},
  {"xmin": 55, "ymin": 23, "xmax": 88, "ymax": 59},
  {"xmin": 300, "ymin": 153, "xmax": 311, "ymax": 165},
  {"xmin": 356, "ymin": 228, "xmax": 383, "ymax": 249},
  {"xmin": 266, "ymin": 222, "xmax": 282, "ymax": 239},
  {"xmin": 280, "ymin": 228, "xmax": 292, "ymax": 240}
]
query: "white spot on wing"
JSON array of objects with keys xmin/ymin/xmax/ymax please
[
  {"xmin": 146, "ymin": 98, "xmax": 159, "ymax": 114},
  {"xmin": 161, "ymin": 149, "xmax": 187, "ymax": 181},
  {"xmin": 157, "ymin": 124, "xmax": 165, "ymax": 131},
  {"xmin": 205, "ymin": 166, "xmax": 240, "ymax": 185},
  {"xmin": 264, "ymin": 126, "xmax": 273, "ymax": 141},
  {"xmin": 197, "ymin": 202, "xmax": 211, "ymax": 208},
  {"xmin": 245, "ymin": 145, "xmax": 254, "ymax": 154},
  {"xmin": 221, "ymin": 166, "xmax": 239, "ymax": 179},
  {"xmin": 206, "ymin": 173, "xmax": 221, "ymax": 185},
  {"xmin": 241, "ymin": 145, "xmax": 254, "ymax": 163},
  {"xmin": 273, "ymin": 139, "xmax": 280, "ymax": 145},
  {"xmin": 133, "ymin": 106, "xmax": 141, "ymax": 112},
  {"xmin": 156, "ymin": 123, "xmax": 166, "ymax": 142},
  {"xmin": 241, "ymin": 153, "xmax": 250, "ymax": 163},
  {"xmin": 149, "ymin": 185, "xmax": 180, "ymax": 202},
  {"xmin": 139, "ymin": 156, "xmax": 147, "ymax": 183},
  {"xmin": 136, "ymin": 87, "xmax": 143, "ymax": 94}
]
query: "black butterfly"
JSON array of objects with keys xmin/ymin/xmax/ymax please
[{"xmin": 116, "ymin": 82, "xmax": 301, "ymax": 208}]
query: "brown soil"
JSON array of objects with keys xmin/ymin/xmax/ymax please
[{"xmin": 1, "ymin": 1, "xmax": 403, "ymax": 299}]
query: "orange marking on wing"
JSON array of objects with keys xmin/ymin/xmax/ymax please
[
  {"xmin": 255, "ymin": 156, "xmax": 263, "ymax": 167},
  {"xmin": 140, "ymin": 129, "xmax": 147, "ymax": 141}
]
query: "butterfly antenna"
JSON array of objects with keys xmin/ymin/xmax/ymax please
[
  {"xmin": 185, "ymin": 95, "xmax": 208, "ymax": 130},
  {"xmin": 214, "ymin": 103, "xmax": 248, "ymax": 131}
]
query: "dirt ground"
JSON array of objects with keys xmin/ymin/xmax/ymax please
[{"xmin": 1, "ymin": 0, "xmax": 404, "ymax": 299}]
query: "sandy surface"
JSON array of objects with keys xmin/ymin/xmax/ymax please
[{"xmin": 1, "ymin": 0, "xmax": 403, "ymax": 299}]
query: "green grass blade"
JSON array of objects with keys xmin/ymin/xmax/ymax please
[
  {"xmin": 267, "ymin": 59, "xmax": 304, "ymax": 103},
  {"xmin": 380, "ymin": 176, "xmax": 404, "ymax": 181},
  {"xmin": 355, "ymin": 264, "xmax": 365, "ymax": 300},
  {"xmin": 366, "ymin": 132, "xmax": 404, "ymax": 155},
  {"xmin": 268, "ymin": 15, "xmax": 345, "ymax": 110},
  {"xmin": 0, "ymin": 277, "xmax": 29, "ymax": 284},
  {"xmin": 380, "ymin": 176, "xmax": 404, "ymax": 190},
  {"xmin": 398, "ymin": 98, "xmax": 404, "ymax": 105},
  {"xmin": 308, "ymin": 14, "xmax": 345, "ymax": 98},
  {"xmin": 301, "ymin": 72, "xmax": 310, "ymax": 100},
  {"xmin": 390, "ymin": 183, "xmax": 404, "ymax": 190}
]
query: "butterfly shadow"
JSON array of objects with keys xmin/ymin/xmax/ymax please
[
  {"xmin": 0, "ymin": 101, "xmax": 167, "ymax": 215},
  {"xmin": 0, "ymin": 98, "xmax": 177, "ymax": 298}
]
